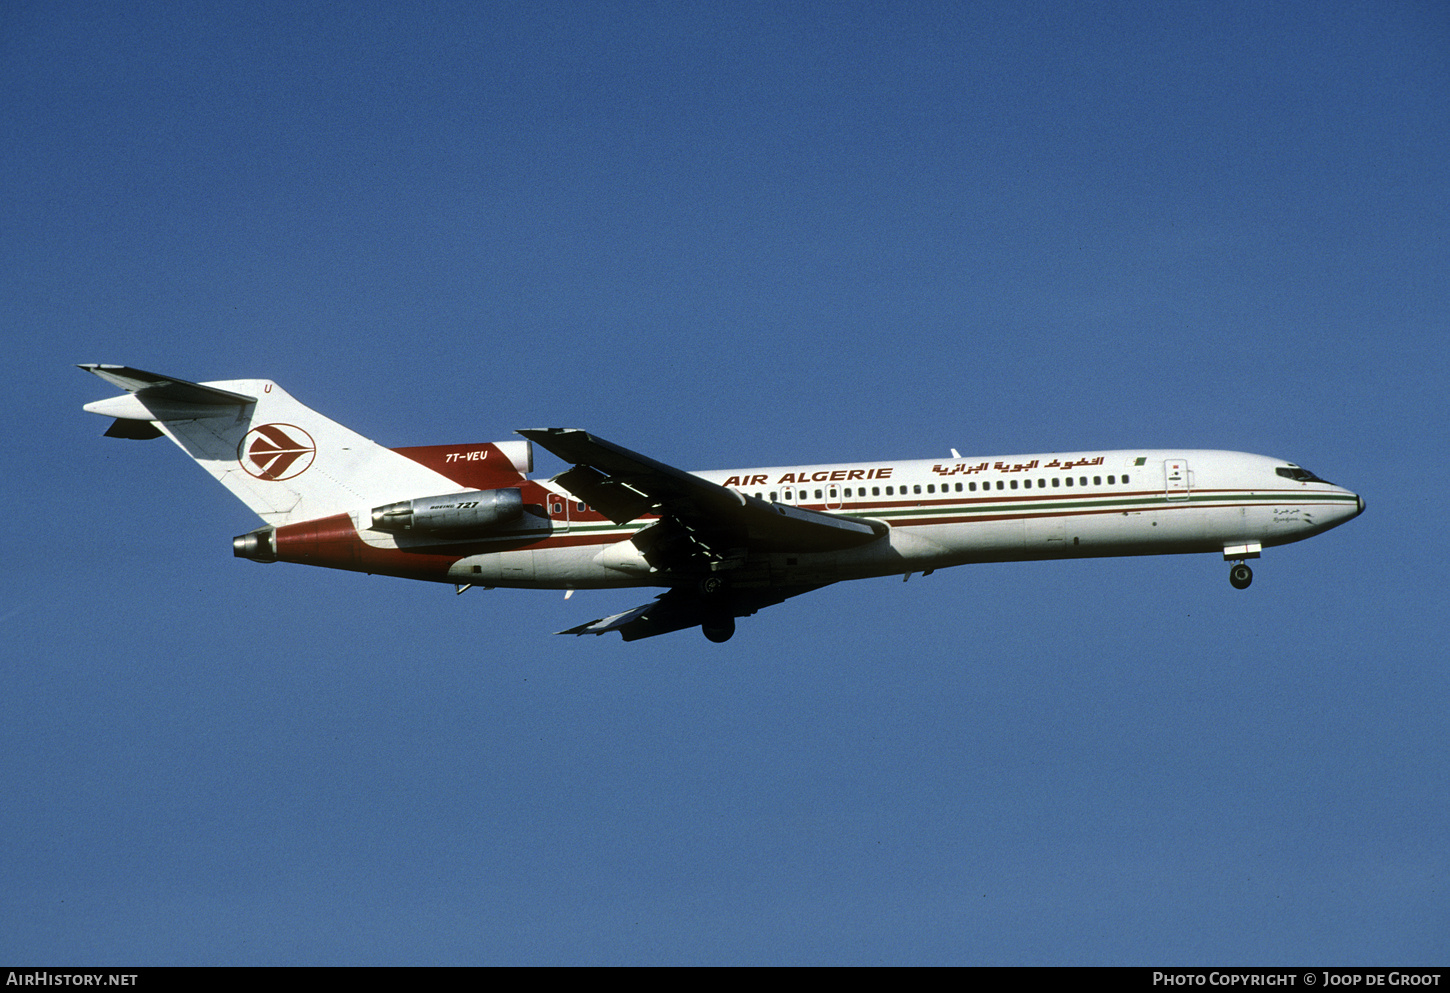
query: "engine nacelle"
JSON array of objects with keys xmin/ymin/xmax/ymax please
[{"xmin": 371, "ymin": 487, "xmax": 524, "ymax": 536}]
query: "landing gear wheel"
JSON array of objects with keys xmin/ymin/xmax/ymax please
[
  {"xmin": 1229, "ymin": 563, "xmax": 1253, "ymax": 590},
  {"xmin": 698, "ymin": 575, "xmax": 733, "ymax": 641},
  {"xmin": 698, "ymin": 575, "xmax": 727, "ymax": 597},
  {"xmin": 702, "ymin": 615, "xmax": 736, "ymax": 643}
]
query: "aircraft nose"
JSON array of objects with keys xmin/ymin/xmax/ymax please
[{"xmin": 1337, "ymin": 489, "xmax": 1365, "ymax": 523}]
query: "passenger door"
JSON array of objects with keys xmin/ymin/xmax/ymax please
[{"xmin": 1164, "ymin": 459, "xmax": 1190, "ymax": 501}]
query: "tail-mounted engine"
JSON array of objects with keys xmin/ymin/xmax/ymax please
[{"xmin": 370, "ymin": 487, "xmax": 524, "ymax": 536}]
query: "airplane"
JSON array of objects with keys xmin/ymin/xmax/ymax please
[{"xmin": 80, "ymin": 364, "xmax": 1364, "ymax": 643}]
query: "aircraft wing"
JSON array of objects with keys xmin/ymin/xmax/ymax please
[
  {"xmin": 559, "ymin": 583, "xmax": 829, "ymax": 641},
  {"xmin": 517, "ymin": 428, "xmax": 886, "ymax": 555},
  {"xmin": 520, "ymin": 428, "xmax": 885, "ymax": 640}
]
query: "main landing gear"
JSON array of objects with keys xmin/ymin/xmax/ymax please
[
  {"xmin": 698, "ymin": 574, "xmax": 735, "ymax": 642},
  {"xmin": 702, "ymin": 616, "xmax": 736, "ymax": 643},
  {"xmin": 1229, "ymin": 563, "xmax": 1254, "ymax": 590}
]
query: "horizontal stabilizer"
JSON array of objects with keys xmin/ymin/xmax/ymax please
[
  {"xmin": 78, "ymin": 364, "xmax": 256, "ymax": 404},
  {"xmin": 79, "ymin": 364, "xmax": 257, "ymax": 422},
  {"xmin": 103, "ymin": 418, "xmax": 164, "ymax": 440}
]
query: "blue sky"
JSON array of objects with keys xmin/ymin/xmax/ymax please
[{"xmin": 3, "ymin": 0, "xmax": 1447, "ymax": 965}]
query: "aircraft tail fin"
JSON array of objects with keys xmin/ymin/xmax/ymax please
[{"xmin": 79, "ymin": 364, "xmax": 474, "ymax": 527}]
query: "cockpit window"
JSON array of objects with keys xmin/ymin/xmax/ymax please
[{"xmin": 1276, "ymin": 465, "xmax": 1332, "ymax": 484}]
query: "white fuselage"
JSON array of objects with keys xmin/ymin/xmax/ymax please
[
  {"xmin": 81, "ymin": 367, "xmax": 1364, "ymax": 639},
  {"xmin": 430, "ymin": 449, "xmax": 1363, "ymax": 590}
]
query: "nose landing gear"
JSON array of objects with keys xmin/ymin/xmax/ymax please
[{"xmin": 1223, "ymin": 542, "xmax": 1260, "ymax": 591}]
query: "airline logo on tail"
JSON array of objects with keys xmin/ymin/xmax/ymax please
[{"xmin": 238, "ymin": 424, "xmax": 316, "ymax": 481}]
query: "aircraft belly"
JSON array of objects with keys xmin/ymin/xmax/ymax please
[
  {"xmin": 766, "ymin": 551, "xmax": 838, "ymax": 587},
  {"xmin": 899, "ymin": 507, "xmax": 1228, "ymax": 565},
  {"xmin": 1023, "ymin": 515, "xmax": 1067, "ymax": 554},
  {"xmin": 496, "ymin": 548, "xmax": 535, "ymax": 583},
  {"xmin": 533, "ymin": 543, "xmax": 644, "ymax": 588},
  {"xmin": 814, "ymin": 525, "xmax": 948, "ymax": 579},
  {"xmin": 1070, "ymin": 506, "xmax": 1208, "ymax": 555},
  {"xmin": 1140, "ymin": 505, "xmax": 1208, "ymax": 545},
  {"xmin": 967, "ymin": 518, "xmax": 1027, "ymax": 552},
  {"xmin": 439, "ymin": 547, "xmax": 533, "ymax": 585},
  {"xmin": 750, "ymin": 502, "xmax": 1279, "ymax": 579},
  {"xmin": 449, "ymin": 543, "xmax": 645, "ymax": 590}
]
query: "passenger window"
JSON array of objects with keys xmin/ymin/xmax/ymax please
[
  {"xmin": 914, "ymin": 484, "xmax": 921, "ymax": 495},
  {"xmin": 1065, "ymin": 477, "xmax": 1073, "ymax": 486},
  {"xmin": 885, "ymin": 486, "xmax": 893, "ymax": 496},
  {"xmin": 1010, "ymin": 479, "xmax": 1018, "ymax": 489},
  {"xmin": 1093, "ymin": 476, "xmax": 1102, "ymax": 485},
  {"xmin": 996, "ymin": 480, "xmax": 1004, "ymax": 490},
  {"xmin": 1123, "ymin": 474, "xmax": 1130, "ymax": 484},
  {"xmin": 955, "ymin": 482, "xmax": 963, "ymax": 492},
  {"xmin": 1079, "ymin": 477, "xmax": 1087, "ymax": 486},
  {"xmin": 1107, "ymin": 475, "xmax": 1115, "ymax": 485},
  {"xmin": 1052, "ymin": 477, "xmax": 1060, "ymax": 487},
  {"xmin": 927, "ymin": 484, "xmax": 935, "ymax": 494},
  {"xmin": 815, "ymin": 489, "xmax": 822, "ymax": 499}
]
